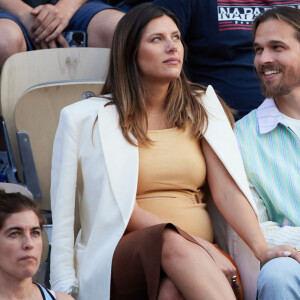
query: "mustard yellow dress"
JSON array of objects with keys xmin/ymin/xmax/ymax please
[
  {"xmin": 136, "ymin": 124, "xmax": 213, "ymax": 242},
  {"xmin": 111, "ymin": 124, "xmax": 214, "ymax": 300}
]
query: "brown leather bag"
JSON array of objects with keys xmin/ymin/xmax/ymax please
[{"xmin": 214, "ymin": 245, "xmax": 244, "ymax": 300}]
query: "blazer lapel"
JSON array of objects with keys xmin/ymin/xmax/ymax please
[
  {"xmin": 97, "ymin": 100, "xmax": 139, "ymax": 225},
  {"xmin": 202, "ymin": 86, "xmax": 257, "ymax": 213}
]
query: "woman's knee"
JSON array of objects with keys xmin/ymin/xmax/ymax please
[
  {"xmin": 161, "ymin": 228, "xmax": 187, "ymax": 263},
  {"xmin": 157, "ymin": 277, "xmax": 184, "ymax": 300}
]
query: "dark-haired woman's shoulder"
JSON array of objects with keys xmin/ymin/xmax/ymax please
[{"xmin": 56, "ymin": 291, "xmax": 74, "ymax": 300}]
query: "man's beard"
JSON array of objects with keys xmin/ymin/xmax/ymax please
[{"xmin": 258, "ymin": 63, "xmax": 300, "ymax": 98}]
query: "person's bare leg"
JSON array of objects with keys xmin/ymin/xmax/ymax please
[
  {"xmin": 87, "ymin": 9, "xmax": 124, "ymax": 48},
  {"xmin": 157, "ymin": 277, "xmax": 184, "ymax": 300},
  {"xmin": 0, "ymin": 19, "xmax": 27, "ymax": 69},
  {"xmin": 161, "ymin": 229, "xmax": 235, "ymax": 300}
]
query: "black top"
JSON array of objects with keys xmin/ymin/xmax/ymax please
[{"xmin": 23, "ymin": 0, "xmax": 58, "ymax": 8}]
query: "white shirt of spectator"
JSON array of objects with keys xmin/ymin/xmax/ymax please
[{"xmin": 281, "ymin": 113, "xmax": 300, "ymax": 139}]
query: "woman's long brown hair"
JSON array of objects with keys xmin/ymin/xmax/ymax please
[{"xmin": 100, "ymin": 4, "xmax": 234, "ymax": 147}]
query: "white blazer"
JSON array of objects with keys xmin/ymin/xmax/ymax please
[{"xmin": 50, "ymin": 86, "xmax": 260, "ymax": 300}]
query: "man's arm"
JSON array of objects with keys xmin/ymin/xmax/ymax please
[
  {"xmin": 0, "ymin": 0, "xmax": 31, "ymax": 16},
  {"xmin": 0, "ymin": 0, "xmax": 68, "ymax": 48},
  {"xmin": 31, "ymin": 0, "xmax": 88, "ymax": 44},
  {"xmin": 250, "ymin": 181, "xmax": 300, "ymax": 248}
]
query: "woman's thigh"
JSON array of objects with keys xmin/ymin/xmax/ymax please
[{"xmin": 111, "ymin": 223, "xmax": 235, "ymax": 300}]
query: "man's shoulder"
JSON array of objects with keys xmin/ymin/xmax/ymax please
[
  {"xmin": 235, "ymin": 109, "xmax": 258, "ymax": 136},
  {"xmin": 236, "ymin": 98, "xmax": 282, "ymax": 139}
]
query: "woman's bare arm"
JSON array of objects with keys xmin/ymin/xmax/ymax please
[{"xmin": 202, "ymin": 138, "xmax": 300, "ymax": 263}]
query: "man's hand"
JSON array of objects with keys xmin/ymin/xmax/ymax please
[
  {"xmin": 18, "ymin": 9, "xmax": 37, "ymax": 42},
  {"xmin": 35, "ymin": 34, "xmax": 70, "ymax": 49},
  {"xmin": 30, "ymin": 4, "xmax": 71, "ymax": 43}
]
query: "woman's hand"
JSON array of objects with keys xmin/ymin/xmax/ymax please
[
  {"xmin": 204, "ymin": 243, "xmax": 236, "ymax": 283},
  {"xmin": 258, "ymin": 245, "xmax": 300, "ymax": 264},
  {"xmin": 193, "ymin": 236, "xmax": 236, "ymax": 283}
]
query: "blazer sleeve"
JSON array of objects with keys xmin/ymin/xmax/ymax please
[{"xmin": 50, "ymin": 107, "xmax": 79, "ymax": 296}]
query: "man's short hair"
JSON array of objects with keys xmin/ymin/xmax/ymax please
[{"xmin": 252, "ymin": 6, "xmax": 300, "ymax": 42}]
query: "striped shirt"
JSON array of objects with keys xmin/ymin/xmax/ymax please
[{"xmin": 235, "ymin": 98, "xmax": 300, "ymax": 248}]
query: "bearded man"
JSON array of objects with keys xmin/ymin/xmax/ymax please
[{"xmin": 235, "ymin": 6, "xmax": 300, "ymax": 300}]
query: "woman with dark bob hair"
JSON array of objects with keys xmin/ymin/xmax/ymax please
[
  {"xmin": 50, "ymin": 4, "xmax": 294, "ymax": 300},
  {"xmin": 0, "ymin": 190, "xmax": 73, "ymax": 300}
]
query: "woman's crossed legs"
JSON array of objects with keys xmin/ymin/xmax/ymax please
[{"xmin": 111, "ymin": 224, "xmax": 235, "ymax": 300}]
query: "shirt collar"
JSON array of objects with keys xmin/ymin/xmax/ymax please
[{"xmin": 256, "ymin": 98, "xmax": 288, "ymax": 134}]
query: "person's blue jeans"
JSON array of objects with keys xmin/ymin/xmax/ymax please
[{"xmin": 258, "ymin": 257, "xmax": 300, "ymax": 300}]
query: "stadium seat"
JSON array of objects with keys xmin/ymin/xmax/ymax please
[{"xmin": 0, "ymin": 47, "xmax": 109, "ymax": 208}]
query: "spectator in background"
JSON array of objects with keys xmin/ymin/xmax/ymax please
[
  {"xmin": 0, "ymin": 0, "xmax": 123, "ymax": 69},
  {"xmin": 0, "ymin": 189, "xmax": 73, "ymax": 300},
  {"xmin": 235, "ymin": 6, "xmax": 300, "ymax": 299},
  {"xmin": 3, "ymin": 1, "xmax": 300, "ymax": 118},
  {"xmin": 67, "ymin": 0, "xmax": 300, "ymax": 119},
  {"xmin": 152, "ymin": 0, "xmax": 300, "ymax": 119}
]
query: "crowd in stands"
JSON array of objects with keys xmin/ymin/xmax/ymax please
[
  {"xmin": 0, "ymin": 1, "xmax": 299, "ymax": 300},
  {"xmin": 0, "ymin": 0, "xmax": 123, "ymax": 67},
  {"xmin": 2, "ymin": 1, "xmax": 300, "ymax": 119}
]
